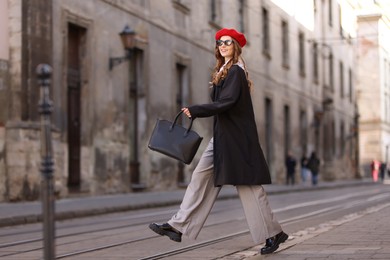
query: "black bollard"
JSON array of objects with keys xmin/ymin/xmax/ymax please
[{"xmin": 36, "ymin": 64, "xmax": 55, "ymax": 260}]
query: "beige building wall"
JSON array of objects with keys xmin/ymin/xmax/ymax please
[
  {"xmin": 0, "ymin": 0, "xmax": 9, "ymax": 113},
  {"xmin": 310, "ymin": 0, "xmax": 358, "ymax": 180},
  {"xmin": 1, "ymin": 0, "xmax": 361, "ymax": 201},
  {"xmin": 0, "ymin": 1, "xmax": 9, "ymax": 60},
  {"xmin": 248, "ymin": 0, "xmax": 358, "ymax": 180},
  {"xmin": 49, "ymin": 0, "xmax": 219, "ymax": 194},
  {"xmin": 0, "ymin": 0, "xmax": 9, "ymax": 201},
  {"xmin": 356, "ymin": 1, "xmax": 390, "ymax": 176}
]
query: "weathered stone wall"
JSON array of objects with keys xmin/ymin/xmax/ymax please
[
  {"xmin": 5, "ymin": 122, "xmax": 66, "ymax": 201},
  {"xmin": 8, "ymin": 0, "xmax": 22, "ymax": 121},
  {"xmin": 0, "ymin": 60, "xmax": 8, "ymax": 199},
  {"xmin": 90, "ymin": 116, "xmax": 130, "ymax": 194},
  {"xmin": 1, "ymin": 0, "xmax": 361, "ymax": 201},
  {"xmin": 21, "ymin": 0, "xmax": 52, "ymax": 121},
  {"xmin": 0, "ymin": 60, "xmax": 8, "ymax": 126},
  {"xmin": 357, "ymin": 11, "xmax": 390, "ymax": 176}
]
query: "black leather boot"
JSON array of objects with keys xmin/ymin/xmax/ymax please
[
  {"xmin": 149, "ymin": 223, "xmax": 182, "ymax": 242},
  {"xmin": 260, "ymin": 231, "xmax": 288, "ymax": 255}
]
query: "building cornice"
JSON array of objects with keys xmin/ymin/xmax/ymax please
[{"xmin": 357, "ymin": 13, "xmax": 382, "ymax": 22}]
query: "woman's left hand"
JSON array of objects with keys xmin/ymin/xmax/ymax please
[{"xmin": 182, "ymin": 107, "xmax": 192, "ymax": 118}]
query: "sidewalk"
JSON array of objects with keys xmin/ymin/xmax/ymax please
[
  {"xmin": 0, "ymin": 178, "xmax": 376, "ymax": 227},
  {"xmin": 247, "ymin": 202, "xmax": 390, "ymax": 260},
  {"xmin": 217, "ymin": 181, "xmax": 390, "ymax": 260}
]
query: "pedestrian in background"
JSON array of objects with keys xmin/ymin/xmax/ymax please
[
  {"xmin": 370, "ymin": 159, "xmax": 380, "ymax": 182},
  {"xmin": 149, "ymin": 28, "xmax": 288, "ymax": 255},
  {"xmin": 300, "ymin": 155, "xmax": 310, "ymax": 185},
  {"xmin": 307, "ymin": 152, "xmax": 320, "ymax": 186},
  {"xmin": 379, "ymin": 161, "xmax": 386, "ymax": 182},
  {"xmin": 285, "ymin": 152, "xmax": 296, "ymax": 185}
]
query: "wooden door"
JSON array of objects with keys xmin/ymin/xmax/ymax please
[{"xmin": 67, "ymin": 24, "xmax": 85, "ymax": 191}]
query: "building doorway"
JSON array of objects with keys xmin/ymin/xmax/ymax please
[{"xmin": 67, "ymin": 23, "xmax": 86, "ymax": 192}]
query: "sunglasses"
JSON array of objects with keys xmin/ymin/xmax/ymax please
[{"xmin": 216, "ymin": 39, "xmax": 233, "ymax": 46}]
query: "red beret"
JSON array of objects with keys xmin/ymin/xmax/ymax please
[{"xmin": 215, "ymin": 28, "xmax": 247, "ymax": 47}]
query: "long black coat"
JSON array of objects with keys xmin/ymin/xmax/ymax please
[{"xmin": 188, "ymin": 65, "xmax": 272, "ymax": 186}]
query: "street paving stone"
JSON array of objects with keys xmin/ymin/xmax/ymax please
[
  {"xmin": 232, "ymin": 202, "xmax": 390, "ymax": 260},
  {"xmin": 0, "ymin": 178, "xmax": 388, "ymax": 259}
]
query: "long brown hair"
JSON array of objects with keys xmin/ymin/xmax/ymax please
[{"xmin": 211, "ymin": 40, "xmax": 252, "ymax": 89}]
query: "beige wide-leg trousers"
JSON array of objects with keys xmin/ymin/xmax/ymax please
[{"xmin": 168, "ymin": 139, "xmax": 282, "ymax": 244}]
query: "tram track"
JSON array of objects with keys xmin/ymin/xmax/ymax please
[
  {"xmin": 58, "ymin": 193, "xmax": 390, "ymax": 260},
  {"xmin": 137, "ymin": 192, "xmax": 390, "ymax": 260},
  {"xmin": 0, "ymin": 204, "xmax": 241, "ymax": 250},
  {"xmin": 1, "ymin": 188, "xmax": 389, "ymax": 259},
  {"xmin": 0, "ymin": 207, "xmax": 245, "ymax": 258}
]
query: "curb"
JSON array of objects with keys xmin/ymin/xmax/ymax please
[{"xmin": 0, "ymin": 180, "xmax": 377, "ymax": 227}]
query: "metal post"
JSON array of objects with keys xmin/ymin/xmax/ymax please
[
  {"xmin": 129, "ymin": 53, "xmax": 140, "ymax": 189},
  {"xmin": 130, "ymin": 78, "xmax": 140, "ymax": 187},
  {"xmin": 129, "ymin": 51, "xmax": 145, "ymax": 191},
  {"xmin": 36, "ymin": 64, "xmax": 55, "ymax": 260}
]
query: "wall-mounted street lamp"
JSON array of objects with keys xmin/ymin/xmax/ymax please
[
  {"xmin": 322, "ymin": 97, "xmax": 333, "ymax": 110},
  {"xmin": 109, "ymin": 25, "xmax": 145, "ymax": 190},
  {"xmin": 109, "ymin": 25, "xmax": 136, "ymax": 70}
]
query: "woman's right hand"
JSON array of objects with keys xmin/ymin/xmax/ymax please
[{"xmin": 182, "ymin": 107, "xmax": 192, "ymax": 118}]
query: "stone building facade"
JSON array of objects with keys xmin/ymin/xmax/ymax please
[
  {"xmin": 0, "ymin": 0, "xmax": 9, "ymax": 200},
  {"xmin": 354, "ymin": 0, "xmax": 390, "ymax": 176},
  {"xmin": 0, "ymin": 0, "xmax": 360, "ymax": 202}
]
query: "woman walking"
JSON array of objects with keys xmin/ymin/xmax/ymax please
[{"xmin": 149, "ymin": 28, "xmax": 288, "ymax": 255}]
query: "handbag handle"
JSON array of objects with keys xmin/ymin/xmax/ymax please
[{"xmin": 170, "ymin": 110, "xmax": 194, "ymax": 137}]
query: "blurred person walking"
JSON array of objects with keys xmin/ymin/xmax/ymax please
[
  {"xmin": 307, "ymin": 152, "xmax": 320, "ymax": 186},
  {"xmin": 379, "ymin": 161, "xmax": 386, "ymax": 182},
  {"xmin": 370, "ymin": 159, "xmax": 380, "ymax": 182},
  {"xmin": 300, "ymin": 155, "xmax": 311, "ymax": 185},
  {"xmin": 285, "ymin": 152, "xmax": 296, "ymax": 185},
  {"xmin": 149, "ymin": 28, "xmax": 288, "ymax": 255}
]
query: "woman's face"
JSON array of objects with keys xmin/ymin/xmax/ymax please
[{"xmin": 217, "ymin": 36, "xmax": 234, "ymax": 61}]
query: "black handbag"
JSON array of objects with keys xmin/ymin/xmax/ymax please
[{"xmin": 148, "ymin": 111, "xmax": 203, "ymax": 164}]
